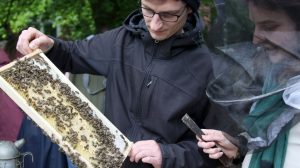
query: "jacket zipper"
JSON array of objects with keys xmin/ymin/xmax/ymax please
[
  {"xmin": 134, "ymin": 40, "xmax": 158, "ymax": 128},
  {"xmin": 131, "ymin": 40, "xmax": 159, "ymax": 142}
]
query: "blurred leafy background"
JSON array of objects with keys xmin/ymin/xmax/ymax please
[
  {"xmin": 0, "ymin": 0, "xmax": 140, "ymax": 40},
  {"xmin": 0, "ymin": 0, "xmax": 217, "ymax": 41}
]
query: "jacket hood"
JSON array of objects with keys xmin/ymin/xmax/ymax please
[{"xmin": 123, "ymin": 9, "xmax": 205, "ymax": 49}]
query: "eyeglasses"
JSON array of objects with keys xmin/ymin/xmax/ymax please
[{"xmin": 140, "ymin": 6, "xmax": 187, "ymax": 22}]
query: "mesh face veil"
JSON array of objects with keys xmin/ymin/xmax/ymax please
[{"xmin": 206, "ymin": 0, "xmax": 300, "ymax": 149}]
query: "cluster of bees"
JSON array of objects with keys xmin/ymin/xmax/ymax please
[{"xmin": 0, "ymin": 56, "xmax": 127, "ymax": 168}]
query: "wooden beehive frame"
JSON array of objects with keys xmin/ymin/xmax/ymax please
[{"xmin": 0, "ymin": 49, "xmax": 132, "ymax": 168}]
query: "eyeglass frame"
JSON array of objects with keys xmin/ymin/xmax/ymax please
[{"xmin": 140, "ymin": 6, "xmax": 187, "ymax": 22}]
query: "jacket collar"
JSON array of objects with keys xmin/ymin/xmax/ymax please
[{"xmin": 123, "ymin": 9, "xmax": 205, "ymax": 59}]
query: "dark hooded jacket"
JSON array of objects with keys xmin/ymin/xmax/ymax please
[{"xmin": 47, "ymin": 10, "xmax": 219, "ymax": 168}]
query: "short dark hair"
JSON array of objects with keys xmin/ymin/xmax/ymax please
[{"xmin": 182, "ymin": 0, "xmax": 201, "ymax": 13}]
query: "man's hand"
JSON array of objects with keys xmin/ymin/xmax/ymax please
[
  {"xmin": 129, "ymin": 140, "xmax": 162, "ymax": 168},
  {"xmin": 17, "ymin": 27, "xmax": 54, "ymax": 55}
]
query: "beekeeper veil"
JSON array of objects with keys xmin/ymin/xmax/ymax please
[{"xmin": 206, "ymin": 0, "xmax": 300, "ymax": 149}]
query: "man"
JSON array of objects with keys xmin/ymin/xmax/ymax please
[{"xmin": 17, "ymin": 0, "xmax": 219, "ymax": 167}]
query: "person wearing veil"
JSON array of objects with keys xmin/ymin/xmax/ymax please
[{"xmin": 197, "ymin": 0, "xmax": 300, "ymax": 167}]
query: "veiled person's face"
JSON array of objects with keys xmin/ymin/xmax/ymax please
[{"xmin": 249, "ymin": 2, "xmax": 298, "ymax": 63}]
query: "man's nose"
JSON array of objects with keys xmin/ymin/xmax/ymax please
[{"xmin": 150, "ymin": 14, "xmax": 163, "ymax": 31}]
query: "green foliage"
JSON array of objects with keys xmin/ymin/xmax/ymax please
[
  {"xmin": 0, "ymin": 0, "xmax": 252, "ymax": 43},
  {"xmin": 0, "ymin": 0, "xmax": 137, "ymax": 41},
  {"xmin": 89, "ymin": 0, "xmax": 138, "ymax": 33},
  {"xmin": 0, "ymin": 0, "xmax": 49, "ymax": 39},
  {"xmin": 201, "ymin": 0, "xmax": 215, "ymax": 6},
  {"xmin": 48, "ymin": 0, "xmax": 95, "ymax": 39}
]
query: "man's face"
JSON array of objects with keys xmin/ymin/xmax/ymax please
[
  {"xmin": 249, "ymin": 2, "xmax": 298, "ymax": 63},
  {"xmin": 141, "ymin": 0, "xmax": 191, "ymax": 41}
]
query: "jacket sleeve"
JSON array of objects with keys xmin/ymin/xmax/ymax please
[
  {"xmin": 46, "ymin": 28, "xmax": 123, "ymax": 76},
  {"xmin": 159, "ymin": 138, "xmax": 220, "ymax": 168},
  {"xmin": 159, "ymin": 99, "xmax": 221, "ymax": 168}
]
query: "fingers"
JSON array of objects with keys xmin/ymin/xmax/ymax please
[
  {"xmin": 197, "ymin": 139, "xmax": 216, "ymax": 148},
  {"xmin": 196, "ymin": 129, "xmax": 226, "ymax": 147},
  {"xmin": 208, "ymin": 150, "xmax": 224, "ymax": 159},
  {"xmin": 197, "ymin": 129, "xmax": 239, "ymax": 159},
  {"xmin": 16, "ymin": 27, "xmax": 54, "ymax": 55},
  {"xmin": 198, "ymin": 140, "xmax": 224, "ymax": 159},
  {"xmin": 17, "ymin": 30, "xmax": 32, "ymax": 55},
  {"xmin": 142, "ymin": 156, "xmax": 154, "ymax": 163},
  {"xmin": 129, "ymin": 140, "xmax": 162, "ymax": 167},
  {"xmin": 142, "ymin": 157, "xmax": 160, "ymax": 168},
  {"xmin": 129, "ymin": 140, "xmax": 157, "ymax": 162},
  {"xmin": 132, "ymin": 149, "xmax": 151, "ymax": 163},
  {"xmin": 201, "ymin": 129, "xmax": 226, "ymax": 143},
  {"xmin": 203, "ymin": 146, "xmax": 222, "ymax": 155},
  {"xmin": 30, "ymin": 35, "xmax": 54, "ymax": 53}
]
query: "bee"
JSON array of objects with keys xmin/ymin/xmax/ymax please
[
  {"xmin": 84, "ymin": 144, "xmax": 89, "ymax": 150},
  {"xmin": 44, "ymin": 89, "xmax": 51, "ymax": 94}
]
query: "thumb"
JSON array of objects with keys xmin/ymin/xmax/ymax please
[
  {"xmin": 142, "ymin": 157, "xmax": 160, "ymax": 168},
  {"xmin": 141, "ymin": 156, "xmax": 153, "ymax": 164},
  {"xmin": 29, "ymin": 38, "xmax": 40, "ymax": 50},
  {"xmin": 29, "ymin": 36, "xmax": 54, "ymax": 53}
]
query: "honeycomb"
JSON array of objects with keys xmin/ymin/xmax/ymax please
[{"xmin": 0, "ymin": 50, "xmax": 132, "ymax": 168}]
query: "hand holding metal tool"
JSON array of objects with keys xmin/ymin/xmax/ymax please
[{"xmin": 181, "ymin": 114, "xmax": 233, "ymax": 168}]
